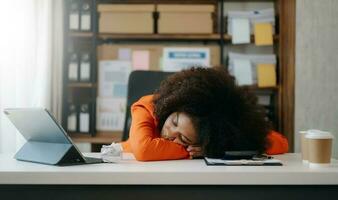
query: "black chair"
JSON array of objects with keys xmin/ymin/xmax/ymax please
[{"xmin": 122, "ymin": 70, "xmax": 174, "ymax": 141}]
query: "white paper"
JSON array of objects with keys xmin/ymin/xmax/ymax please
[
  {"xmin": 228, "ymin": 52, "xmax": 276, "ymax": 84},
  {"xmin": 79, "ymin": 112, "xmax": 90, "ymax": 132},
  {"xmin": 162, "ymin": 47, "xmax": 210, "ymax": 72},
  {"xmin": 69, "ymin": 13, "xmax": 79, "ymax": 30},
  {"xmin": 118, "ymin": 48, "xmax": 132, "ymax": 61},
  {"xmin": 257, "ymin": 95, "xmax": 271, "ymax": 106},
  {"xmin": 67, "ymin": 114, "xmax": 77, "ymax": 131},
  {"xmin": 81, "ymin": 14, "xmax": 91, "ymax": 30},
  {"xmin": 98, "ymin": 60, "xmax": 131, "ymax": 98},
  {"xmin": 68, "ymin": 62, "xmax": 78, "ymax": 81},
  {"xmin": 101, "ymin": 143, "xmax": 122, "ymax": 163},
  {"xmin": 231, "ymin": 18, "xmax": 250, "ymax": 44},
  {"xmin": 96, "ymin": 97, "xmax": 126, "ymax": 131},
  {"xmin": 80, "ymin": 62, "xmax": 90, "ymax": 81},
  {"xmin": 227, "ymin": 8, "xmax": 275, "ymax": 35},
  {"xmin": 233, "ymin": 59, "xmax": 253, "ymax": 86}
]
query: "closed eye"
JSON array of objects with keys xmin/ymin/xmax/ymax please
[{"xmin": 172, "ymin": 113, "xmax": 179, "ymax": 126}]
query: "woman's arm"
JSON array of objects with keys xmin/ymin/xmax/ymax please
[
  {"xmin": 128, "ymin": 103, "xmax": 189, "ymax": 161},
  {"xmin": 266, "ymin": 131, "xmax": 289, "ymax": 155}
]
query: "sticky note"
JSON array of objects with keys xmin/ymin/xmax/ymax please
[
  {"xmin": 257, "ymin": 64, "xmax": 276, "ymax": 87},
  {"xmin": 254, "ymin": 23, "xmax": 273, "ymax": 46},
  {"xmin": 132, "ymin": 50, "xmax": 150, "ymax": 70},
  {"xmin": 233, "ymin": 59, "xmax": 253, "ymax": 85},
  {"xmin": 232, "ymin": 18, "xmax": 250, "ymax": 44},
  {"xmin": 118, "ymin": 48, "xmax": 131, "ymax": 61}
]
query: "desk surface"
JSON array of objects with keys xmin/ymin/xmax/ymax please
[{"xmin": 1, "ymin": 153, "xmax": 338, "ymax": 185}]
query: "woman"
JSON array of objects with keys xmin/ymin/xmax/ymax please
[{"xmin": 121, "ymin": 67, "xmax": 288, "ymax": 161}]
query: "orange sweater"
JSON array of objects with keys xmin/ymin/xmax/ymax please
[{"xmin": 121, "ymin": 95, "xmax": 288, "ymax": 161}]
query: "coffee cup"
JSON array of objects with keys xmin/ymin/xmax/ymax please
[
  {"xmin": 306, "ymin": 130, "xmax": 334, "ymax": 168},
  {"xmin": 299, "ymin": 130, "xmax": 309, "ymax": 163}
]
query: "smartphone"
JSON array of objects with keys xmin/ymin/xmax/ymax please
[{"xmin": 223, "ymin": 151, "xmax": 258, "ymax": 160}]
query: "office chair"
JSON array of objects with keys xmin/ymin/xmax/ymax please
[{"xmin": 122, "ymin": 70, "xmax": 174, "ymax": 141}]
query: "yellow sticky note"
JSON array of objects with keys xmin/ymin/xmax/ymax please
[
  {"xmin": 257, "ymin": 64, "xmax": 276, "ymax": 87},
  {"xmin": 254, "ymin": 23, "xmax": 273, "ymax": 46}
]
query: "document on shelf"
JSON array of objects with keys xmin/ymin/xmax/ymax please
[
  {"xmin": 96, "ymin": 97, "xmax": 126, "ymax": 131},
  {"xmin": 98, "ymin": 60, "xmax": 131, "ymax": 98},
  {"xmin": 257, "ymin": 63, "xmax": 276, "ymax": 87},
  {"xmin": 162, "ymin": 47, "xmax": 210, "ymax": 72},
  {"xmin": 254, "ymin": 23, "xmax": 273, "ymax": 46},
  {"xmin": 118, "ymin": 48, "xmax": 132, "ymax": 61},
  {"xmin": 231, "ymin": 18, "xmax": 250, "ymax": 44},
  {"xmin": 227, "ymin": 8, "xmax": 275, "ymax": 35},
  {"xmin": 228, "ymin": 52, "xmax": 276, "ymax": 84},
  {"xmin": 132, "ymin": 50, "xmax": 150, "ymax": 70},
  {"xmin": 204, "ymin": 157, "xmax": 283, "ymax": 166},
  {"xmin": 233, "ymin": 59, "xmax": 253, "ymax": 86}
]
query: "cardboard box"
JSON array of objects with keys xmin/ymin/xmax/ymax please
[
  {"xmin": 158, "ymin": 5, "xmax": 214, "ymax": 34},
  {"xmin": 98, "ymin": 4, "xmax": 155, "ymax": 33}
]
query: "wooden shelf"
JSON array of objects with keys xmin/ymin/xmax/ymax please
[
  {"xmin": 68, "ymin": 83, "xmax": 95, "ymax": 88},
  {"xmin": 69, "ymin": 31, "xmax": 94, "ymax": 38},
  {"xmin": 98, "ymin": 33, "xmax": 221, "ymax": 41},
  {"xmin": 223, "ymin": 34, "xmax": 279, "ymax": 42},
  {"xmin": 69, "ymin": 32, "xmax": 279, "ymax": 43},
  {"xmin": 68, "ymin": 131, "xmax": 123, "ymax": 144}
]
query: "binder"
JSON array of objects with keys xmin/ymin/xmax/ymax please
[
  {"xmin": 80, "ymin": 0, "xmax": 91, "ymax": 31},
  {"xmin": 69, "ymin": 0, "xmax": 80, "ymax": 30}
]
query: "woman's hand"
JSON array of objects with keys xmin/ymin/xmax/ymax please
[{"xmin": 187, "ymin": 145, "xmax": 204, "ymax": 158}]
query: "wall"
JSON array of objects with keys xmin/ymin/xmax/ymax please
[{"xmin": 295, "ymin": 0, "xmax": 338, "ymax": 158}]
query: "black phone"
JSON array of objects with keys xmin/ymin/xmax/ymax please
[{"xmin": 223, "ymin": 151, "xmax": 258, "ymax": 160}]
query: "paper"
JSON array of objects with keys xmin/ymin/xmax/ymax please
[
  {"xmin": 101, "ymin": 143, "xmax": 122, "ymax": 163},
  {"xmin": 162, "ymin": 47, "xmax": 210, "ymax": 72},
  {"xmin": 228, "ymin": 52, "xmax": 276, "ymax": 84},
  {"xmin": 69, "ymin": 13, "xmax": 79, "ymax": 30},
  {"xmin": 132, "ymin": 50, "xmax": 150, "ymax": 70},
  {"xmin": 79, "ymin": 112, "xmax": 90, "ymax": 132},
  {"xmin": 118, "ymin": 48, "xmax": 132, "ymax": 61},
  {"xmin": 257, "ymin": 95, "xmax": 271, "ymax": 106},
  {"xmin": 257, "ymin": 63, "xmax": 276, "ymax": 87},
  {"xmin": 227, "ymin": 8, "xmax": 275, "ymax": 35},
  {"xmin": 254, "ymin": 23, "xmax": 273, "ymax": 46},
  {"xmin": 231, "ymin": 18, "xmax": 250, "ymax": 44},
  {"xmin": 81, "ymin": 14, "xmax": 91, "ymax": 31},
  {"xmin": 96, "ymin": 97, "xmax": 126, "ymax": 131},
  {"xmin": 80, "ymin": 62, "xmax": 90, "ymax": 81},
  {"xmin": 68, "ymin": 62, "xmax": 78, "ymax": 81},
  {"xmin": 233, "ymin": 59, "xmax": 253, "ymax": 86},
  {"xmin": 98, "ymin": 60, "xmax": 131, "ymax": 97}
]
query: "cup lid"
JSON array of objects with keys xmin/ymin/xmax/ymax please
[{"xmin": 305, "ymin": 129, "xmax": 334, "ymax": 139}]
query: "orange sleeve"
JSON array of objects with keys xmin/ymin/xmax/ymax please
[
  {"xmin": 128, "ymin": 98, "xmax": 189, "ymax": 161},
  {"xmin": 266, "ymin": 130, "xmax": 289, "ymax": 155}
]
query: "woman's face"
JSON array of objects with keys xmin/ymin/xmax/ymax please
[{"xmin": 161, "ymin": 112, "xmax": 198, "ymax": 147}]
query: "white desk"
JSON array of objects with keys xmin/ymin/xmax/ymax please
[{"xmin": 1, "ymin": 153, "xmax": 338, "ymax": 200}]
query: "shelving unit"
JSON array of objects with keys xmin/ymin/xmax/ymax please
[{"xmin": 62, "ymin": 0, "xmax": 295, "ymax": 151}]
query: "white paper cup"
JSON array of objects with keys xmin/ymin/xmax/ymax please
[{"xmin": 306, "ymin": 130, "xmax": 334, "ymax": 168}]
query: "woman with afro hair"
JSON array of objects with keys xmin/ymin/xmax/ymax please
[{"xmin": 121, "ymin": 67, "xmax": 288, "ymax": 161}]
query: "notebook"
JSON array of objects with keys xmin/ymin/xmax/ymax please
[{"xmin": 204, "ymin": 157, "xmax": 283, "ymax": 166}]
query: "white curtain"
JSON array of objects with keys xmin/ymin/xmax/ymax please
[{"xmin": 0, "ymin": 0, "xmax": 63, "ymax": 154}]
